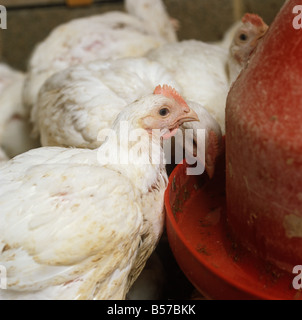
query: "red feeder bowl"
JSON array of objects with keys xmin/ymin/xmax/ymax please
[
  {"xmin": 226, "ymin": 0, "xmax": 302, "ymax": 272},
  {"xmin": 165, "ymin": 0, "xmax": 302, "ymax": 300},
  {"xmin": 165, "ymin": 153, "xmax": 302, "ymax": 300}
]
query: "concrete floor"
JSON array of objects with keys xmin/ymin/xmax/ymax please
[{"xmin": 0, "ymin": 0, "xmax": 285, "ymax": 70}]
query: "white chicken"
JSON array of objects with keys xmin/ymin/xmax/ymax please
[
  {"xmin": 125, "ymin": 0, "xmax": 177, "ymax": 43},
  {"xmin": 23, "ymin": 0, "xmax": 177, "ymax": 115},
  {"xmin": 33, "ymin": 57, "xmax": 222, "ymax": 178},
  {"xmin": 146, "ymin": 13, "xmax": 269, "ymax": 134},
  {"xmin": 32, "ymin": 58, "xmax": 180, "ymax": 147},
  {"xmin": 0, "ymin": 85, "xmax": 199, "ymax": 300},
  {"xmin": 0, "ymin": 63, "xmax": 40, "ymax": 158},
  {"xmin": 227, "ymin": 13, "xmax": 268, "ymax": 84},
  {"xmin": 214, "ymin": 20, "xmax": 243, "ymax": 49},
  {"xmin": 147, "ymin": 40, "xmax": 229, "ymax": 134}
]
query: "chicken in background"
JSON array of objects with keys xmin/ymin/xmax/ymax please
[
  {"xmin": 227, "ymin": 13, "xmax": 268, "ymax": 84},
  {"xmin": 23, "ymin": 0, "xmax": 178, "ymax": 116},
  {"xmin": 30, "ymin": 57, "xmax": 222, "ymax": 300},
  {"xmin": 0, "ymin": 63, "xmax": 40, "ymax": 159},
  {"xmin": 125, "ymin": 0, "xmax": 178, "ymax": 43},
  {"xmin": 32, "ymin": 57, "xmax": 222, "ymax": 178},
  {"xmin": 146, "ymin": 13, "xmax": 269, "ymax": 134},
  {"xmin": 147, "ymin": 40, "xmax": 229, "ymax": 134},
  {"xmin": 0, "ymin": 85, "xmax": 199, "ymax": 300},
  {"xmin": 214, "ymin": 19, "xmax": 243, "ymax": 49},
  {"xmin": 31, "ymin": 58, "xmax": 180, "ymax": 148}
]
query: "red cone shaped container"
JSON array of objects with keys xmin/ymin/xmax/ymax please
[{"xmin": 226, "ymin": 0, "xmax": 302, "ymax": 272}]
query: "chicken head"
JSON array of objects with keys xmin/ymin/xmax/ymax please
[
  {"xmin": 230, "ymin": 13, "xmax": 268, "ymax": 68},
  {"xmin": 228, "ymin": 13, "xmax": 269, "ymax": 83},
  {"xmin": 140, "ymin": 84, "xmax": 199, "ymax": 140}
]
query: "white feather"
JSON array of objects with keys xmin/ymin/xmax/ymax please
[
  {"xmin": 0, "ymin": 63, "xmax": 40, "ymax": 158},
  {"xmin": 33, "ymin": 57, "xmax": 180, "ymax": 148},
  {"xmin": 147, "ymin": 40, "xmax": 230, "ymax": 134},
  {"xmin": 23, "ymin": 0, "xmax": 177, "ymax": 115},
  {"xmin": 0, "ymin": 93, "xmax": 183, "ymax": 300}
]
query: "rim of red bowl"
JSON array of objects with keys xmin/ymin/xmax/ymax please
[{"xmin": 164, "ymin": 160, "xmax": 283, "ymax": 300}]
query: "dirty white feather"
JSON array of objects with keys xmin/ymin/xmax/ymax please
[
  {"xmin": 0, "ymin": 63, "xmax": 40, "ymax": 158},
  {"xmin": 23, "ymin": 0, "xmax": 177, "ymax": 115},
  {"xmin": 0, "ymin": 90, "xmax": 198, "ymax": 300}
]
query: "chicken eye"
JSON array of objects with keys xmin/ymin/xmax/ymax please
[
  {"xmin": 159, "ymin": 108, "xmax": 170, "ymax": 117},
  {"xmin": 239, "ymin": 33, "xmax": 248, "ymax": 41}
]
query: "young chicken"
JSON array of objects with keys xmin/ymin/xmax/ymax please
[
  {"xmin": 0, "ymin": 85, "xmax": 198, "ymax": 300},
  {"xmin": 33, "ymin": 58, "xmax": 222, "ymax": 178},
  {"xmin": 31, "ymin": 58, "xmax": 180, "ymax": 148},
  {"xmin": 125, "ymin": 0, "xmax": 177, "ymax": 43},
  {"xmin": 0, "ymin": 63, "xmax": 40, "ymax": 158},
  {"xmin": 214, "ymin": 20, "xmax": 242, "ymax": 49},
  {"xmin": 227, "ymin": 13, "xmax": 268, "ymax": 84},
  {"xmin": 146, "ymin": 13, "xmax": 268, "ymax": 134},
  {"xmin": 147, "ymin": 40, "xmax": 229, "ymax": 134},
  {"xmin": 23, "ymin": 0, "xmax": 177, "ymax": 115}
]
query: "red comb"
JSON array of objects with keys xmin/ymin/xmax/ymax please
[
  {"xmin": 154, "ymin": 85, "xmax": 189, "ymax": 110},
  {"xmin": 242, "ymin": 13, "xmax": 266, "ymax": 27}
]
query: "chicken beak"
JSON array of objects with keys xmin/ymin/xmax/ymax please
[{"xmin": 177, "ymin": 108, "xmax": 199, "ymax": 126}]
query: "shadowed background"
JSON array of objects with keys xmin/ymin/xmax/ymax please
[{"xmin": 0, "ymin": 0, "xmax": 285, "ymax": 71}]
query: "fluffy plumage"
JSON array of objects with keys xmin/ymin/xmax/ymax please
[
  {"xmin": 146, "ymin": 13, "xmax": 268, "ymax": 134},
  {"xmin": 227, "ymin": 13, "xmax": 268, "ymax": 84},
  {"xmin": 23, "ymin": 0, "xmax": 177, "ymax": 115},
  {"xmin": 33, "ymin": 57, "xmax": 222, "ymax": 177},
  {"xmin": 125, "ymin": 0, "xmax": 177, "ymax": 43},
  {"xmin": 0, "ymin": 63, "xmax": 39, "ymax": 158},
  {"xmin": 0, "ymin": 87, "xmax": 198, "ymax": 300},
  {"xmin": 32, "ymin": 58, "xmax": 180, "ymax": 147},
  {"xmin": 215, "ymin": 20, "xmax": 243, "ymax": 49},
  {"xmin": 147, "ymin": 40, "xmax": 230, "ymax": 133}
]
